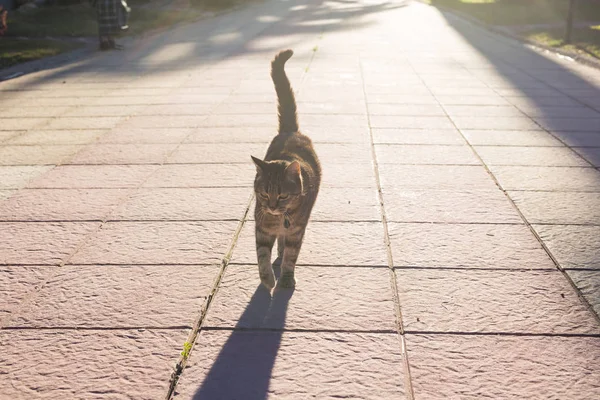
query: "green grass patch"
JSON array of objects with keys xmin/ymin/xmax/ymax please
[
  {"xmin": 0, "ymin": 38, "xmax": 82, "ymax": 68},
  {"xmin": 7, "ymin": 5, "xmax": 97, "ymax": 37},
  {"xmin": 425, "ymin": 0, "xmax": 600, "ymax": 60},
  {"xmin": 426, "ymin": 0, "xmax": 600, "ymax": 26},
  {"xmin": 526, "ymin": 27, "xmax": 600, "ymax": 59}
]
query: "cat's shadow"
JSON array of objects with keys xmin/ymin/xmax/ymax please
[{"xmin": 191, "ymin": 263, "xmax": 293, "ymax": 400}]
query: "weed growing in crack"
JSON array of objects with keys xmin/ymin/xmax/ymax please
[{"xmin": 181, "ymin": 341, "xmax": 193, "ymax": 359}]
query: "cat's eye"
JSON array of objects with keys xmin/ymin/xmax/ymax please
[
  {"xmin": 259, "ymin": 193, "xmax": 269, "ymax": 199},
  {"xmin": 278, "ymin": 194, "xmax": 289, "ymax": 200}
]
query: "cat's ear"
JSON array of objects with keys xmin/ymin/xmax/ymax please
[
  {"xmin": 251, "ymin": 156, "xmax": 267, "ymax": 172},
  {"xmin": 285, "ymin": 161, "xmax": 301, "ymax": 181}
]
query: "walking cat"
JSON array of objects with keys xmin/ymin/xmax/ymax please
[{"xmin": 251, "ymin": 49, "xmax": 321, "ymax": 290}]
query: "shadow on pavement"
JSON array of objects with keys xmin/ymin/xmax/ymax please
[
  {"xmin": 192, "ymin": 265, "xmax": 293, "ymax": 400},
  {"xmin": 437, "ymin": 8, "xmax": 600, "ymax": 164},
  {"xmin": 0, "ymin": 0, "xmax": 407, "ymax": 89}
]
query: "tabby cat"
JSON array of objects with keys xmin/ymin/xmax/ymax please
[{"xmin": 251, "ymin": 49, "xmax": 321, "ymax": 290}]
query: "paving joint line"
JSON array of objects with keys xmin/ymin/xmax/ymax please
[
  {"xmin": 202, "ymin": 327, "xmax": 398, "ymax": 334},
  {"xmin": 227, "ymin": 263, "xmax": 390, "ymax": 268},
  {"xmin": 31, "ymin": 162, "xmax": 599, "ymax": 168},
  {"xmin": 2, "ymin": 325, "xmax": 193, "ymax": 331},
  {"xmin": 404, "ymin": 330, "xmax": 600, "ymax": 338},
  {"xmin": 205, "ymin": 327, "xmax": 600, "ymax": 338},
  {"xmin": 0, "ymin": 263, "xmax": 566, "ymax": 271},
  {"xmin": 416, "ymin": 67, "xmax": 600, "ymax": 327},
  {"xmin": 359, "ymin": 56, "xmax": 415, "ymax": 400},
  {"xmin": 164, "ymin": 196, "xmax": 252, "ymax": 400},
  {"xmin": 394, "ymin": 266, "xmax": 561, "ymax": 272}
]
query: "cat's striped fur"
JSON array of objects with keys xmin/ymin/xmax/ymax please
[{"xmin": 251, "ymin": 49, "xmax": 321, "ymax": 290}]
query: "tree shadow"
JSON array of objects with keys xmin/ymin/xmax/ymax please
[
  {"xmin": 434, "ymin": 6, "xmax": 600, "ymax": 166},
  {"xmin": 191, "ymin": 264, "xmax": 293, "ymax": 400},
  {"xmin": 0, "ymin": 0, "xmax": 408, "ymax": 88}
]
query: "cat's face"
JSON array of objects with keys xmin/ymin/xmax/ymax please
[{"xmin": 252, "ymin": 156, "xmax": 303, "ymax": 215}]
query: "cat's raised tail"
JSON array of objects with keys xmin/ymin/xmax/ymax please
[{"xmin": 271, "ymin": 49, "xmax": 299, "ymax": 135}]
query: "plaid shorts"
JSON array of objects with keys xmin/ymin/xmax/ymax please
[{"xmin": 96, "ymin": 0, "xmax": 128, "ymax": 36}]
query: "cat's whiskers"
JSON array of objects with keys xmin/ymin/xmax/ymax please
[{"xmin": 256, "ymin": 207, "xmax": 266, "ymax": 225}]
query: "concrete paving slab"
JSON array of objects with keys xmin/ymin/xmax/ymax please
[
  {"xmin": 0, "ymin": 131, "xmax": 22, "ymax": 143},
  {"xmin": 0, "ymin": 188, "xmax": 129, "ymax": 221},
  {"xmin": 461, "ymin": 129, "xmax": 563, "ymax": 146},
  {"xmin": 7, "ymin": 130, "xmax": 106, "ymax": 145},
  {"xmin": 99, "ymin": 128, "xmax": 194, "ymax": 144},
  {"xmin": 397, "ymin": 268, "xmax": 599, "ymax": 334},
  {"xmin": 476, "ymin": 146, "xmax": 590, "ymax": 166},
  {"xmin": 383, "ymin": 188, "xmax": 521, "ymax": 224},
  {"xmin": 388, "ymin": 222, "xmax": 555, "ymax": 269},
  {"xmin": 7, "ymin": 264, "xmax": 218, "ymax": 328},
  {"xmin": 204, "ymin": 265, "xmax": 395, "ymax": 331},
  {"xmin": 407, "ymin": 334, "xmax": 600, "ymax": 400},
  {"xmin": 370, "ymin": 115, "xmax": 455, "ymax": 129},
  {"xmin": 69, "ymin": 221, "xmax": 238, "ymax": 265},
  {"xmin": 379, "ymin": 164, "xmax": 498, "ymax": 190},
  {"xmin": 28, "ymin": 165, "xmax": 158, "ymax": 189},
  {"xmin": 443, "ymin": 105, "xmax": 525, "ymax": 118},
  {"xmin": 0, "ymin": 329, "xmax": 186, "ymax": 399},
  {"xmin": 573, "ymin": 147, "xmax": 600, "ymax": 167},
  {"xmin": 44, "ymin": 116, "xmax": 124, "ymax": 130},
  {"xmin": 0, "ymin": 118, "xmax": 48, "ymax": 130},
  {"xmin": 549, "ymin": 131, "xmax": 600, "ymax": 147},
  {"xmin": 68, "ymin": 143, "xmax": 179, "ymax": 165},
  {"xmin": 375, "ymin": 144, "xmax": 479, "ymax": 165},
  {"xmin": 535, "ymin": 117, "xmax": 600, "ymax": 132},
  {"xmin": 0, "ymin": 266, "xmax": 51, "ymax": 321},
  {"xmin": 510, "ymin": 191, "xmax": 600, "ymax": 224},
  {"xmin": 231, "ymin": 221, "xmax": 387, "ymax": 266},
  {"xmin": 111, "ymin": 187, "xmax": 251, "ymax": 221},
  {"xmin": 489, "ymin": 166, "xmax": 600, "ymax": 191},
  {"xmin": 0, "ymin": 190, "xmax": 15, "ymax": 202},
  {"xmin": 0, "ymin": 145, "xmax": 82, "ymax": 166},
  {"xmin": 174, "ymin": 331, "xmax": 406, "ymax": 399},
  {"xmin": 567, "ymin": 270, "xmax": 600, "ymax": 318},
  {"xmin": 309, "ymin": 187, "xmax": 381, "ymax": 221},
  {"xmin": 372, "ymin": 128, "xmax": 465, "ymax": 145},
  {"xmin": 0, "ymin": 222, "xmax": 100, "ymax": 265},
  {"xmin": 167, "ymin": 143, "xmax": 268, "ymax": 164},
  {"xmin": 143, "ymin": 164, "xmax": 254, "ymax": 188},
  {"xmin": 533, "ymin": 225, "xmax": 600, "ymax": 269}
]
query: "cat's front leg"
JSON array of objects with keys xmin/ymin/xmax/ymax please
[
  {"xmin": 277, "ymin": 228, "xmax": 305, "ymax": 289},
  {"xmin": 256, "ymin": 227, "xmax": 276, "ymax": 290},
  {"xmin": 277, "ymin": 235, "xmax": 285, "ymax": 259}
]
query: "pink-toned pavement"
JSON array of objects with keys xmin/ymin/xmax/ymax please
[{"xmin": 1, "ymin": 0, "xmax": 600, "ymax": 398}]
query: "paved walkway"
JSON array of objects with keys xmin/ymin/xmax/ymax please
[{"xmin": 1, "ymin": 0, "xmax": 600, "ymax": 398}]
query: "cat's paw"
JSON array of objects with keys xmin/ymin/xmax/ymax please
[
  {"xmin": 260, "ymin": 271, "xmax": 276, "ymax": 290},
  {"xmin": 277, "ymin": 272, "xmax": 296, "ymax": 289}
]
